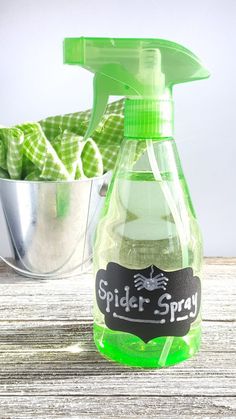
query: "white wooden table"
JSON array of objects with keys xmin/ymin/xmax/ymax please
[{"xmin": 0, "ymin": 258, "xmax": 235, "ymax": 418}]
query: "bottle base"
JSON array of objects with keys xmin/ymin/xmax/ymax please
[{"xmin": 94, "ymin": 323, "xmax": 201, "ymax": 368}]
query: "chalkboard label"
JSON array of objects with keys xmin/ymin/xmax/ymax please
[{"xmin": 96, "ymin": 263, "xmax": 201, "ymax": 343}]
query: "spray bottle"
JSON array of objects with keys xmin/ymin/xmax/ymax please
[{"xmin": 64, "ymin": 37, "xmax": 210, "ymax": 367}]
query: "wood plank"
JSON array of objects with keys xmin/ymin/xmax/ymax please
[
  {"xmin": 204, "ymin": 257, "xmax": 236, "ymax": 265},
  {"xmin": 0, "ymin": 318, "xmax": 235, "ymax": 397},
  {"xmin": 0, "ymin": 346, "xmax": 235, "ymax": 396},
  {"xmin": 0, "ymin": 264, "xmax": 235, "ymax": 321},
  {"xmin": 0, "ymin": 395, "xmax": 235, "ymax": 418},
  {"xmin": 0, "ymin": 258, "xmax": 235, "ymax": 417},
  {"xmin": 0, "ymin": 321, "xmax": 234, "ymax": 353},
  {"xmin": 0, "ymin": 369, "xmax": 235, "ymax": 397}
]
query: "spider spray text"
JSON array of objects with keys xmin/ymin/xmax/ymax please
[{"xmin": 98, "ymin": 279, "xmax": 198, "ymax": 323}]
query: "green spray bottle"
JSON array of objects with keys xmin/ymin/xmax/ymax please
[{"xmin": 64, "ymin": 37, "xmax": 210, "ymax": 367}]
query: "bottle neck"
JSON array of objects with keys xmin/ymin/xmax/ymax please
[{"xmin": 124, "ymin": 98, "xmax": 174, "ymax": 139}]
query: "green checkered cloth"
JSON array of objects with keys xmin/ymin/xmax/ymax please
[
  {"xmin": 0, "ymin": 99, "xmax": 124, "ymax": 181},
  {"xmin": 40, "ymin": 99, "xmax": 124, "ymax": 174}
]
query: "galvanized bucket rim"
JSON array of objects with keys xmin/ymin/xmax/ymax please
[{"xmin": 0, "ymin": 171, "xmax": 110, "ymax": 185}]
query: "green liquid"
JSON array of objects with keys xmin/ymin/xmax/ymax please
[
  {"xmin": 93, "ymin": 170, "xmax": 203, "ymax": 368},
  {"xmin": 94, "ymin": 323, "xmax": 201, "ymax": 368}
]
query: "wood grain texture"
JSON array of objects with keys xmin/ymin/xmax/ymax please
[
  {"xmin": 0, "ymin": 396, "xmax": 236, "ymax": 418},
  {"xmin": 0, "ymin": 258, "xmax": 235, "ymax": 418}
]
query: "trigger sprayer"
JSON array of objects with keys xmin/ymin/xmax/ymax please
[{"xmin": 64, "ymin": 37, "xmax": 210, "ymax": 368}]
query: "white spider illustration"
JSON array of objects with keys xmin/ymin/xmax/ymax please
[{"xmin": 134, "ymin": 265, "xmax": 169, "ymax": 291}]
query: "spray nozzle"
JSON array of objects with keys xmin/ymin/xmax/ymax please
[{"xmin": 64, "ymin": 37, "xmax": 210, "ymax": 139}]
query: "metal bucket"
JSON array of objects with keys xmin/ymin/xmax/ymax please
[{"xmin": 0, "ymin": 173, "xmax": 110, "ymax": 278}]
